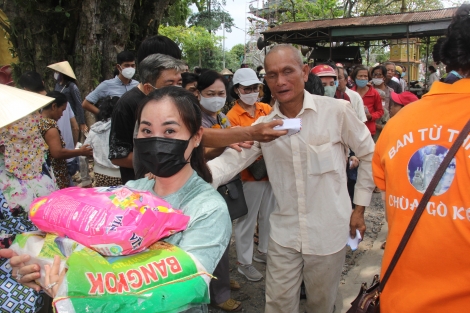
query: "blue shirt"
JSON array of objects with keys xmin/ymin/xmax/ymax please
[
  {"xmin": 85, "ymin": 76, "xmax": 139, "ymax": 104},
  {"xmin": 125, "ymin": 171, "xmax": 231, "ymax": 274}
]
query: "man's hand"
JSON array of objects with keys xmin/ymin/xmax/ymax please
[
  {"xmin": 250, "ymin": 120, "xmax": 288, "ymax": 142},
  {"xmin": 350, "ymin": 205, "xmax": 366, "ymax": 239},
  {"xmin": 229, "ymin": 141, "xmax": 254, "ymax": 152},
  {"xmin": 349, "ymin": 156, "xmax": 359, "ymax": 169}
]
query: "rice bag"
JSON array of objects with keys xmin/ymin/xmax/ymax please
[
  {"xmin": 10, "ymin": 232, "xmax": 211, "ymax": 313},
  {"xmin": 29, "ymin": 186, "xmax": 190, "ymax": 256}
]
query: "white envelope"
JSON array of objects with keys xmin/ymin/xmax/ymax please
[{"xmin": 273, "ymin": 118, "xmax": 302, "ymax": 136}]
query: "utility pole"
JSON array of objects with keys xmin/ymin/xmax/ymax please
[{"xmin": 222, "ymin": 13, "xmax": 226, "ymax": 69}]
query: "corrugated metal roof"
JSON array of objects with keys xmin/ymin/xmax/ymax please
[{"xmin": 263, "ymin": 8, "xmax": 458, "ymax": 33}]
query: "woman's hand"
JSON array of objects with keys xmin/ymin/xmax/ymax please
[
  {"xmin": 10, "ymin": 253, "xmax": 42, "ymax": 292},
  {"xmin": 44, "ymin": 255, "xmax": 66, "ymax": 298},
  {"xmin": 80, "ymin": 124, "xmax": 89, "ymax": 134},
  {"xmin": 145, "ymin": 172, "xmax": 157, "ymax": 180},
  {"xmin": 80, "ymin": 144, "xmax": 93, "ymax": 157}
]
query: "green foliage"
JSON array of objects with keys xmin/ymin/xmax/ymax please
[
  {"xmin": 161, "ymin": 0, "xmax": 194, "ymax": 26},
  {"xmin": 224, "ymin": 44, "xmax": 246, "ymax": 70},
  {"xmin": 258, "ymin": 0, "xmax": 342, "ymax": 22},
  {"xmin": 159, "ymin": 25, "xmax": 222, "ymax": 68},
  {"xmin": 188, "ymin": 9, "xmax": 234, "ymax": 32},
  {"xmin": 354, "ymin": 0, "xmax": 443, "ymax": 16}
]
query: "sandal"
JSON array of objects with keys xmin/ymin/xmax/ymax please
[
  {"xmin": 214, "ymin": 298, "xmax": 242, "ymax": 312},
  {"xmin": 230, "ymin": 279, "xmax": 241, "ymax": 291}
]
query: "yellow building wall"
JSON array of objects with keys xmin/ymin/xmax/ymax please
[
  {"xmin": 0, "ymin": 9, "xmax": 17, "ymax": 66},
  {"xmin": 389, "ymin": 38, "xmax": 421, "ymax": 81}
]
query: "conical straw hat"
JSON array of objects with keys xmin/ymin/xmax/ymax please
[
  {"xmin": 220, "ymin": 68, "xmax": 233, "ymax": 76},
  {"xmin": 47, "ymin": 61, "xmax": 76, "ymax": 80},
  {"xmin": 0, "ymin": 84, "xmax": 54, "ymax": 129}
]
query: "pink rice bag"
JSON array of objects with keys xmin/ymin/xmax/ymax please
[{"xmin": 29, "ymin": 186, "xmax": 190, "ymax": 256}]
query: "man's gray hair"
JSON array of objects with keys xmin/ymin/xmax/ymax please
[
  {"xmin": 265, "ymin": 44, "xmax": 303, "ymax": 68},
  {"xmin": 338, "ymin": 67, "xmax": 348, "ymax": 79},
  {"xmin": 384, "ymin": 61, "xmax": 395, "ymax": 67},
  {"xmin": 139, "ymin": 53, "xmax": 186, "ymax": 85}
]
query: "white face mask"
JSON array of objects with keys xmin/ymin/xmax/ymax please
[
  {"xmin": 54, "ymin": 72, "xmax": 60, "ymax": 81},
  {"xmin": 372, "ymin": 78, "xmax": 384, "ymax": 86},
  {"xmin": 199, "ymin": 96, "xmax": 226, "ymax": 113},
  {"xmin": 119, "ymin": 66, "xmax": 135, "ymax": 79},
  {"xmin": 238, "ymin": 91, "xmax": 259, "ymax": 106}
]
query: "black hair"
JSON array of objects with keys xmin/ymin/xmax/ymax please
[
  {"xmin": 440, "ymin": 4, "xmax": 470, "ymax": 73},
  {"xmin": 371, "ymin": 65, "xmax": 387, "ymax": 77},
  {"xmin": 260, "ymin": 79, "xmax": 272, "ymax": 104},
  {"xmin": 432, "ymin": 37, "xmax": 445, "ymax": 65},
  {"xmin": 137, "ymin": 35, "xmax": 182, "ymax": 64},
  {"xmin": 44, "ymin": 91, "xmax": 68, "ymax": 110},
  {"xmin": 18, "ymin": 71, "xmax": 46, "ymax": 92},
  {"xmin": 196, "ymin": 70, "xmax": 228, "ymax": 93},
  {"xmin": 351, "ymin": 65, "xmax": 370, "ymax": 81},
  {"xmin": 256, "ymin": 65, "xmax": 264, "ymax": 72},
  {"xmin": 96, "ymin": 96, "xmax": 119, "ymax": 122},
  {"xmin": 428, "ymin": 65, "xmax": 436, "ymax": 72},
  {"xmin": 135, "ymin": 86, "xmax": 212, "ymax": 183},
  {"xmin": 117, "ymin": 51, "xmax": 135, "ymax": 64},
  {"xmin": 61, "ymin": 73, "xmax": 77, "ymax": 87},
  {"xmin": 305, "ymin": 73, "xmax": 325, "ymax": 96},
  {"xmin": 193, "ymin": 66, "xmax": 202, "ymax": 75},
  {"xmin": 182, "ymin": 72, "xmax": 199, "ymax": 88}
]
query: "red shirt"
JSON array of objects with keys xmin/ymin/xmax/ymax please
[{"xmin": 352, "ymin": 85, "xmax": 383, "ymax": 135}]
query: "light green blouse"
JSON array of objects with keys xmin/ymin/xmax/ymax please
[{"xmin": 126, "ymin": 170, "xmax": 231, "ymax": 275}]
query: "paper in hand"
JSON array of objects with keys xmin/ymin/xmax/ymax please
[
  {"xmin": 347, "ymin": 229, "xmax": 362, "ymax": 251},
  {"xmin": 273, "ymin": 118, "xmax": 302, "ymax": 136}
]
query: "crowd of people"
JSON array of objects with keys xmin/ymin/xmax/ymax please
[{"xmin": 0, "ymin": 3, "xmax": 469, "ymax": 313}]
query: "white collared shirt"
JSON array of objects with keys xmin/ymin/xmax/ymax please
[
  {"xmin": 208, "ymin": 90, "xmax": 375, "ymax": 255},
  {"xmin": 345, "ymin": 87, "xmax": 368, "ymax": 122}
]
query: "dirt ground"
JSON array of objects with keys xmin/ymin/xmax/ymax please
[{"xmin": 208, "ymin": 193, "xmax": 385, "ymax": 313}]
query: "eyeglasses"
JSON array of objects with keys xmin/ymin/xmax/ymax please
[
  {"xmin": 372, "ymin": 73, "xmax": 384, "ymax": 78},
  {"xmin": 239, "ymin": 85, "xmax": 260, "ymax": 94}
]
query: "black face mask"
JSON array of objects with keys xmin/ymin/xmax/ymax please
[{"xmin": 133, "ymin": 136, "xmax": 191, "ymax": 178}]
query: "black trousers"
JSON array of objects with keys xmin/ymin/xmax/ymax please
[{"xmin": 209, "ymin": 244, "xmax": 231, "ymax": 305}]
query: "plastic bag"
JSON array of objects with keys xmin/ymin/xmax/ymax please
[
  {"xmin": 29, "ymin": 186, "xmax": 190, "ymax": 256},
  {"xmin": 10, "ymin": 232, "xmax": 211, "ymax": 313}
]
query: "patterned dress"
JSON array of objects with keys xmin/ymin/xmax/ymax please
[
  {"xmin": 0, "ymin": 113, "xmax": 58, "ymax": 312},
  {"xmin": 38, "ymin": 118, "xmax": 70, "ymax": 189}
]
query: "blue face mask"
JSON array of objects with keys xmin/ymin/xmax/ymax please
[
  {"xmin": 401, "ymin": 72, "xmax": 406, "ymax": 78},
  {"xmin": 334, "ymin": 80, "xmax": 339, "ymax": 88},
  {"xmin": 324, "ymin": 86, "xmax": 337, "ymax": 98},
  {"xmin": 355, "ymin": 79, "xmax": 368, "ymax": 88}
]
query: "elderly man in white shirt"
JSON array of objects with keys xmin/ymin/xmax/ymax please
[{"xmin": 208, "ymin": 45, "xmax": 375, "ymax": 313}]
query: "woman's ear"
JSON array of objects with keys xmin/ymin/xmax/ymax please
[{"xmin": 194, "ymin": 126, "xmax": 203, "ymax": 147}]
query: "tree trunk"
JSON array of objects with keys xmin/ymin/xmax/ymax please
[
  {"xmin": 2, "ymin": 0, "xmax": 174, "ymax": 128},
  {"xmin": 2, "ymin": 0, "xmax": 81, "ymax": 89},
  {"xmin": 129, "ymin": 0, "xmax": 177, "ymax": 50}
]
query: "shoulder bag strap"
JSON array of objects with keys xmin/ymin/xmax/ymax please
[{"xmin": 379, "ymin": 118, "xmax": 470, "ymax": 292}]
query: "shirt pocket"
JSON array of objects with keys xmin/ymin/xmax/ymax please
[{"xmin": 307, "ymin": 142, "xmax": 336, "ymax": 175}]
